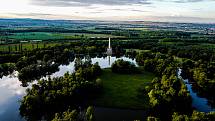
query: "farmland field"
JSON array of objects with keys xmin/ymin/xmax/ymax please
[
  {"xmin": 0, "ymin": 43, "xmax": 62, "ymax": 51},
  {"xmin": 7, "ymin": 32, "xmax": 122, "ymax": 41}
]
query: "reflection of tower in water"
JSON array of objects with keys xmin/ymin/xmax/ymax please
[
  {"xmin": 106, "ymin": 37, "xmax": 112, "ymax": 65},
  {"xmin": 108, "ymin": 56, "xmax": 111, "ymax": 66}
]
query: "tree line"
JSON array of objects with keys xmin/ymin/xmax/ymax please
[{"xmin": 136, "ymin": 51, "xmax": 192, "ymax": 120}]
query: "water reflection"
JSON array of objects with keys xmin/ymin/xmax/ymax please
[
  {"xmin": 1, "ymin": 58, "xmax": 215, "ymax": 121},
  {"xmin": 0, "ymin": 71, "xmax": 26, "ymax": 121},
  {"xmin": 49, "ymin": 56, "xmax": 137, "ymax": 78},
  {"xmin": 185, "ymin": 79, "xmax": 215, "ymax": 112},
  {"xmin": 0, "ymin": 56, "xmax": 136, "ymax": 120},
  {"xmin": 0, "ymin": 71, "xmax": 26, "ymax": 95},
  {"xmin": 178, "ymin": 69, "xmax": 215, "ymax": 112}
]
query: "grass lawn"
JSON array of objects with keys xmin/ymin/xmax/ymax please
[{"xmin": 94, "ymin": 69, "xmax": 155, "ymax": 109}]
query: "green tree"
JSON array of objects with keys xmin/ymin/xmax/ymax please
[
  {"xmin": 172, "ymin": 112, "xmax": 190, "ymax": 121},
  {"xmin": 147, "ymin": 116, "xmax": 160, "ymax": 121},
  {"xmin": 86, "ymin": 106, "xmax": 94, "ymax": 121},
  {"xmin": 52, "ymin": 109, "xmax": 78, "ymax": 121}
]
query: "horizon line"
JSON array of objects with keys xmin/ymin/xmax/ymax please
[{"xmin": 0, "ymin": 17, "xmax": 215, "ymax": 25}]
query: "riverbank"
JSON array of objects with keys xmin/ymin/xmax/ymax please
[
  {"xmin": 178, "ymin": 69, "xmax": 215, "ymax": 112},
  {"xmin": 94, "ymin": 68, "xmax": 155, "ymax": 109}
]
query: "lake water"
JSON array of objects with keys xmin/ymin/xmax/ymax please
[
  {"xmin": 0, "ymin": 57, "xmax": 214, "ymax": 121},
  {"xmin": 0, "ymin": 56, "xmax": 137, "ymax": 121},
  {"xmin": 0, "ymin": 71, "xmax": 25, "ymax": 121}
]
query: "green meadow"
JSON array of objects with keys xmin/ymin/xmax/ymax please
[{"xmin": 95, "ymin": 69, "xmax": 155, "ymax": 109}]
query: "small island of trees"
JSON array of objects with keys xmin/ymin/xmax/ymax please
[{"xmin": 111, "ymin": 59, "xmax": 138, "ymax": 74}]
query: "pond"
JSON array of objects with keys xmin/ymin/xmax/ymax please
[
  {"xmin": 0, "ymin": 56, "xmax": 137, "ymax": 121},
  {"xmin": 178, "ymin": 69, "xmax": 215, "ymax": 112},
  {"xmin": 1, "ymin": 57, "xmax": 214, "ymax": 121}
]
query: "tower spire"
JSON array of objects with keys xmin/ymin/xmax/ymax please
[
  {"xmin": 106, "ymin": 37, "xmax": 112, "ymax": 56},
  {"xmin": 108, "ymin": 37, "xmax": 111, "ymax": 48}
]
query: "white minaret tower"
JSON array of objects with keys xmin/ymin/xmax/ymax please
[
  {"xmin": 107, "ymin": 37, "xmax": 112, "ymax": 65},
  {"xmin": 108, "ymin": 37, "xmax": 111, "ymax": 49},
  {"xmin": 107, "ymin": 37, "xmax": 112, "ymax": 56}
]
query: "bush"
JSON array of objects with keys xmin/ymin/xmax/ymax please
[{"xmin": 111, "ymin": 59, "xmax": 138, "ymax": 74}]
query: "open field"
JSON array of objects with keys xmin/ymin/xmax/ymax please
[
  {"xmin": 4, "ymin": 32, "xmax": 123, "ymax": 41},
  {"xmin": 94, "ymin": 69, "xmax": 155, "ymax": 109},
  {"xmin": 9, "ymin": 32, "xmax": 63, "ymax": 40},
  {"xmin": 0, "ymin": 43, "xmax": 63, "ymax": 51}
]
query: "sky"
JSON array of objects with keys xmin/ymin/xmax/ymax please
[{"xmin": 0, "ymin": 0, "xmax": 215, "ymax": 23}]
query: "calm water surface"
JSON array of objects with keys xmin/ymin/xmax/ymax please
[
  {"xmin": 178, "ymin": 69, "xmax": 215, "ymax": 112},
  {"xmin": 0, "ymin": 57, "xmax": 214, "ymax": 121},
  {"xmin": 0, "ymin": 56, "xmax": 137, "ymax": 121}
]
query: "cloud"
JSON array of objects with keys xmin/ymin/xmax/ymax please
[
  {"xmin": 130, "ymin": 9, "xmax": 149, "ymax": 12},
  {"xmin": 147, "ymin": 15, "xmax": 215, "ymax": 23},
  {"xmin": 2, "ymin": 13, "xmax": 91, "ymax": 20},
  {"xmin": 104, "ymin": 8, "xmax": 149, "ymax": 13},
  {"xmin": 165, "ymin": 0, "xmax": 215, "ymax": 3},
  {"xmin": 30, "ymin": 0, "xmax": 151, "ymax": 7},
  {"xmin": 172, "ymin": 0, "xmax": 204, "ymax": 3},
  {"xmin": 11, "ymin": 13, "xmax": 53, "ymax": 17},
  {"xmin": 0, "ymin": 71, "xmax": 26, "ymax": 96},
  {"xmin": 29, "ymin": 0, "xmax": 215, "ymax": 7}
]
